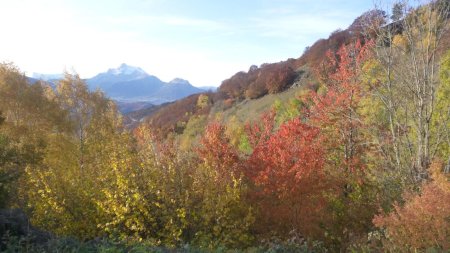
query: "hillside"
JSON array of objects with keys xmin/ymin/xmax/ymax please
[
  {"xmin": 1, "ymin": 1, "xmax": 449, "ymax": 252},
  {"xmin": 135, "ymin": 9, "xmax": 378, "ymax": 136},
  {"xmin": 122, "ymin": 102, "xmax": 168, "ymax": 129}
]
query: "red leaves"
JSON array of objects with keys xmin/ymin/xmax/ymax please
[
  {"xmin": 373, "ymin": 160, "xmax": 450, "ymax": 250},
  {"xmin": 247, "ymin": 117, "xmax": 325, "ymax": 198},
  {"xmin": 219, "ymin": 60, "xmax": 298, "ymax": 100},
  {"xmin": 243, "ymin": 112, "xmax": 329, "ymax": 236},
  {"xmin": 305, "ymin": 40, "xmax": 374, "ymax": 174},
  {"xmin": 245, "ymin": 111, "xmax": 276, "ymax": 149},
  {"xmin": 196, "ymin": 40, "xmax": 376, "ymax": 240},
  {"xmin": 197, "ymin": 122, "xmax": 242, "ymax": 178},
  {"xmin": 198, "ymin": 110, "xmax": 326, "ymax": 198}
]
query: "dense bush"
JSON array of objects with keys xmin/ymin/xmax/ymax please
[{"xmin": 373, "ymin": 160, "xmax": 450, "ymax": 251}]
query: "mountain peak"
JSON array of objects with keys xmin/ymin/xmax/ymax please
[
  {"xmin": 169, "ymin": 78, "xmax": 190, "ymax": 85},
  {"xmin": 107, "ymin": 63, "xmax": 148, "ymax": 77}
]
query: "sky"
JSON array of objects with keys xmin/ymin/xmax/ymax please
[{"xmin": 0, "ymin": 0, "xmax": 377, "ymax": 87}]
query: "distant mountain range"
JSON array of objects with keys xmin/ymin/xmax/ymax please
[
  {"xmin": 30, "ymin": 64, "xmax": 211, "ymax": 112},
  {"xmin": 86, "ymin": 64, "xmax": 205, "ymax": 104},
  {"xmin": 32, "ymin": 73, "xmax": 64, "ymax": 81}
]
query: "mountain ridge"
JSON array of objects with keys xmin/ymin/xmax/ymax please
[
  {"xmin": 86, "ymin": 63, "xmax": 204, "ymax": 104},
  {"xmin": 31, "ymin": 64, "xmax": 205, "ymax": 109}
]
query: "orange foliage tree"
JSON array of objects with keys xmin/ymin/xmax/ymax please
[
  {"xmin": 306, "ymin": 40, "xmax": 373, "ymax": 174},
  {"xmin": 196, "ymin": 122, "xmax": 242, "ymax": 178},
  {"xmin": 373, "ymin": 160, "xmax": 450, "ymax": 251},
  {"xmin": 229, "ymin": 41, "xmax": 378, "ymax": 246},
  {"xmin": 245, "ymin": 112, "xmax": 328, "ymax": 237},
  {"xmin": 301, "ymin": 40, "xmax": 379, "ymax": 248}
]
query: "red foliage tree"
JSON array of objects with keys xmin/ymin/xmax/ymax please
[
  {"xmin": 299, "ymin": 41, "xmax": 378, "ymax": 248},
  {"xmin": 197, "ymin": 122, "xmax": 242, "ymax": 179},
  {"xmin": 245, "ymin": 61, "xmax": 297, "ymax": 99},
  {"xmin": 373, "ymin": 160, "xmax": 450, "ymax": 251},
  {"xmin": 244, "ymin": 111, "xmax": 329, "ymax": 236},
  {"xmin": 196, "ymin": 40, "xmax": 377, "ymax": 247},
  {"xmin": 220, "ymin": 60, "xmax": 298, "ymax": 100},
  {"xmin": 307, "ymin": 40, "xmax": 373, "ymax": 174}
]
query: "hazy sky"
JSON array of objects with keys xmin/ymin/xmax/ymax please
[{"xmin": 0, "ymin": 0, "xmax": 376, "ymax": 86}]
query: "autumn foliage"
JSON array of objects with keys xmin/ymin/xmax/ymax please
[
  {"xmin": 307, "ymin": 40, "xmax": 373, "ymax": 174},
  {"xmin": 373, "ymin": 160, "xmax": 450, "ymax": 251},
  {"xmin": 194, "ymin": 40, "xmax": 379, "ymax": 246},
  {"xmin": 245, "ymin": 113, "xmax": 329, "ymax": 236},
  {"xmin": 145, "ymin": 92, "xmax": 213, "ymax": 137},
  {"xmin": 219, "ymin": 60, "xmax": 298, "ymax": 100},
  {"xmin": 1, "ymin": 2, "xmax": 449, "ymax": 251},
  {"xmin": 197, "ymin": 122, "xmax": 242, "ymax": 178}
]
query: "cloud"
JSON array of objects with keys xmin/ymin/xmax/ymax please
[
  {"xmin": 249, "ymin": 14, "xmax": 348, "ymax": 40},
  {"xmin": 248, "ymin": 4, "xmax": 358, "ymax": 41},
  {"xmin": 101, "ymin": 14, "xmax": 229, "ymax": 33}
]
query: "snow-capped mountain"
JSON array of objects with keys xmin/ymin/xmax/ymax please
[
  {"xmin": 107, "ymin": 63, "xmax": 147, "ymax": 77},
  {"xmin": 28, "ymin": 64, "xmax": 204, "ymax": 111},
  {"xmin": 86, "ymin": 64, "xmax": 203, "ymax": 105},
  {"xmin": 168, "ymin": 78, "xmax": 190, "ymax": 85}
]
